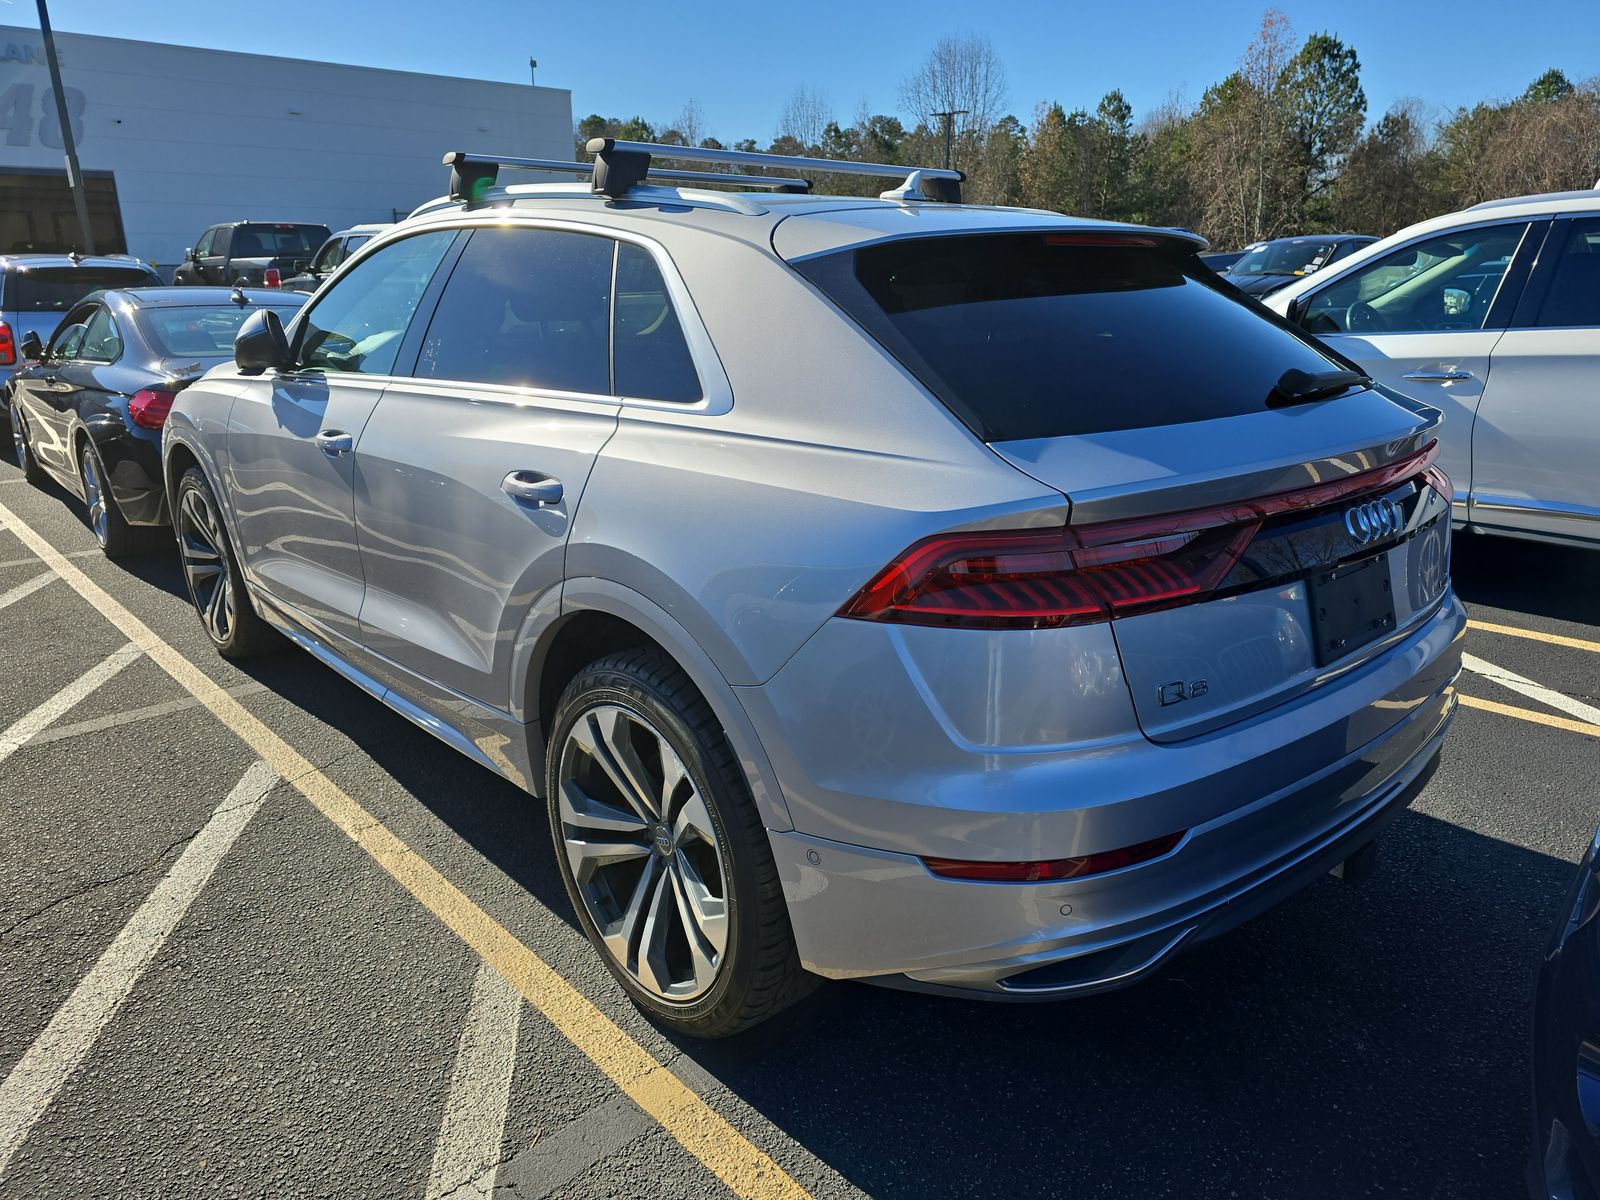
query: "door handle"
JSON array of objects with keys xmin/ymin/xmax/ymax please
[
  {"xmin": 502, "ymin": 471, "xmax": 563, "ymax": 508},
  {"xmin": 315, "ymin": 429, "xmax": 354, "ymax": 456},
  {"xmin": 1401, "ymin": 370, "xmax": 1474, "ymax": 383}
]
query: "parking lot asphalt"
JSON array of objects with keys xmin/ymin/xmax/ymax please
[{"xmin": 1, "ymin": 459, "xmax": 1597, "ymax": 1200}]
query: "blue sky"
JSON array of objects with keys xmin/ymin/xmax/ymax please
[{"xmin": 21, "ymin": 0, "xmax": 1595, "ymax": 142}]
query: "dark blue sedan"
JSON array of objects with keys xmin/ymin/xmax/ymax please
[
  {"xmin": 7, "ymin": 286, "xmax": 305, "ymax": 557},
  {"xmin": 1533, "ymin": 819, "xmax": 1600, "ymax": 1199}
]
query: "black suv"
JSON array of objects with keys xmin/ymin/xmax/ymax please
[{"xmin": 173, "ymin": 221, "xmax": 331, "ymax": 288}]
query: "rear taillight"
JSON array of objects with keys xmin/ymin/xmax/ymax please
[
  {"xmin": 128, "ymin": 388, "xmax": 177, "ymax": 430},
  {"xmin": 262, "ymin": 268, "xmax": 282, "ymax": 288},
  {"xmin": 841, "ymin": 440, "xmax": 1440, "ymax": 630},
  {"xmin": 0, "ymin": 321, "xmax": 14, "ymax": 366},
  {"xmin": 924, "ymin": 831, "xmax": 1186, "ymax": 882}
]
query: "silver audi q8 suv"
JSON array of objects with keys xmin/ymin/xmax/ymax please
[{"xmin": 163, "ymin": 142, "xmax": 1465, "ymax": 1036}]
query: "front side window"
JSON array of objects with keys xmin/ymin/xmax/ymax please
[
  {"xmin": 1533, "ymin": 217, "xmax": 1600, "ymax": 329},
  {"xmin": 415, "ymin": 226, "xmax": 612, "ymax": 394},
  {"xmin": 48, "ymin": 304, "xmax": 95, "ymax": 360},
  {"xmin": 78, "ymin": 306, "xmax": 121, "ymax": 362},
  {"xmin": 297, "ymin": 231, "xmax": 456, "ymax": 375},
  {"xmin": 194, "ymin": 229, "xmax": 216, "ymax": 257},
  {"xmin": 613, "ymin": 243, "xmax": 700, "ymax": 403},
  {"xmin": 1302, "ymin": 222, "xmax": 1530, "ymax": 335},
  {"xmin": 310, "ymin": 239, "xmax": 344, "ymax": 273}
]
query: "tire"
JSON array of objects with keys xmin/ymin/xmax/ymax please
[
  {"xmin": 546, "ymin": 647, "xmax": 813, "ymax": 1037},
  {"xmin": 9, "ymin": 399, "xmax": 47, "ymax": 486},
  {"xmin": 174, "ymin": 466, "xmax": 274, "ymax": 658},
  {"xmin": 78, "ymin": 439, "xmax": 162, "ymax": 559}
]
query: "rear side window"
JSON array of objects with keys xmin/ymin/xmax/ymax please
[
  {"xmin": 299, "ymin": 230, "xmax": 456, "ymax": 375},
  {"xmin": 5, "ymin": 267, "xmax": 155, "ymax": 312},
  {"xmin": 613, "ymin": 243, "xmax": 700, "ymax": 403},
  {"xmin": 416, "ymin": 227, "xmax": 612, "ymax": 394},
  {"xmin": 798, "ymin": 233, "xmax": 1342, "ymax": 441},
  {"xmin": 1534, "ymin": 217, "xmax": 1600, "ymax": 329}
]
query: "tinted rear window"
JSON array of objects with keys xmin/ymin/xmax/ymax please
[
  {"xmin": 6, "ymin": 267, "xmax": 156, "ymax": 312},
  {"xmin": 138, "ymin": 304, "xmax": 305, "ymax": 358},
  {"xmin": 228, "ymin": 225, "xmax": 331, "ymax": 258},
  {"xmin": 798, "ymin": 233, "xmax": 1343, "ymax": 441}
]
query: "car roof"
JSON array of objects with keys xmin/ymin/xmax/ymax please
[
  {"xmin": 109, "ymin": 286, "xmax": 308, "ymax": 309},
  {"xmin": 0, "ymin": 253, "xmax": 157, "ymax": 273},
  {"xmin": 336, "ymin": 224, "xmax": 391, "ymax": 237},
  {"xmin": 1264, "ymin": 187, "xmax": 1600, "ymax": 306},
  {"xmin": 398, "ymin": 183, "xmax": 1208, "ymax": 260}
]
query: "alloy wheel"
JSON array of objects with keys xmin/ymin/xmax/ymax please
[
  {"xmin": 178, "ymin": 486, "xmax": 235, "ymax": 643},
  {"xmin": 81, "ymin": 450, "xmax": 109, "ymax": 546},
  {"xmin": 557, "ymin": 703, "xmax": 730, "ymax": 1002}
]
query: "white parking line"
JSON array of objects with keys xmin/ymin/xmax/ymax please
[
  {"xmin": 0, "ymin": 759, "xmax": 278, "ymax": 1176},
  {"xmin": 425, "ymin": 962, "xmax": 525, "ymax": 1200},
  {"xmin": 0, "ymin": 643, "xmax": 142, "ymax": 766},
  {"xmin": 0, "ymin": 550, "xmax": 99, "ymax": 572},
  {"xmin": 25, "ymin": 682, "xmax": 269, "ymax": 748},
  {"xmin": 0, "ymin": 572, "xmax": 53, "ymax": 613},
  {"xmin": 1461, "ymin": 653, "xmax": 1600, "ymax": 726}
]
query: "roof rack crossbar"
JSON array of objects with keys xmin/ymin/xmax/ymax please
[
  {"xmin": 585, "ymin": 139, "xmax": 965, "ymax": 203},
  {"xmin": 443, "ymin": 151, "xmax": 809, "ymax": 202}
]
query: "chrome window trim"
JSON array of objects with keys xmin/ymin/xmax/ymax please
[{"xmin": 334, "ymin": 215, "xmax": 734, "ymax": 417}]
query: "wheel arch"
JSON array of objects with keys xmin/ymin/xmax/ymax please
[{"xmin": 516, "ymin": 577, "xmax": 795, "ymax": 832}]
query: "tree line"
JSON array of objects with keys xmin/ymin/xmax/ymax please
[{"xmin": 576, "ymin": 11, "xmax": 1600, "ymax": 251}]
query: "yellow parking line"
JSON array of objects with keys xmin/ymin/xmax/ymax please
[
  {"xmin": 0, "ymin": 500, "xmax": 810, "ymax": 1200},
  {"xmin": 1459, "ymin": 693, "xmax": 1600, "ymax": 739},
  {"xmin": 1468, "ymin": 619, "xmax": 1600, "ymax": 656}
]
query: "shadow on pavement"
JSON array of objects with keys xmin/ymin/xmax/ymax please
[
  {"xmin": 1452, "ymin": 530, "xmax": 1600, "ymax": 625},
  {"xmin": 218, "ymin": 600, "xmax": 1573, "ymax": 1199}
]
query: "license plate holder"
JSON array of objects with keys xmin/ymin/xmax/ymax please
[{"xmin": 1307, "ymin": 555, "xmax": 1396, "ymax": 666}]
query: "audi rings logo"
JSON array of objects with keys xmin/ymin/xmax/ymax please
[{"xmin": 1343, "ymin": 498, "xmax": 1403, "ymax": 545}]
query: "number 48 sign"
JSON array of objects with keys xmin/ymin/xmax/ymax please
[{"xmin": 0, "ymin": 82, "xmax": 87, "ymax": 148}]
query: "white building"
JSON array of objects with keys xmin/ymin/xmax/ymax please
[{"xmin": 0, "ymin": 26, "xmax": 572, "ymax": 272}]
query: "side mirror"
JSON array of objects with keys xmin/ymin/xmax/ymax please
[
  {"xmin": 185, "ymin": 247, "xmax": 197, "ymax": 262},
  {"xmin": 19, "ymin": 331, "xmax": 43, "ymax": 362},
  {"xmin": 235, "ymin": 308, "xmax": 292, "ymax": 375}
]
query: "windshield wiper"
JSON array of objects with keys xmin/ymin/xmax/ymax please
[{"xmin": 1267, "ymin": 367, "xmax": 1370, "ymax": 409}]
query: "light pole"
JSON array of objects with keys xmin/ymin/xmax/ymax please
[
  {"xmin": 35, "ymin": 0, "xmax": 95, "ymax": 254},
  {"xmin": 930, "ymin": 109, "xmax": 969, "ymax": 171}
]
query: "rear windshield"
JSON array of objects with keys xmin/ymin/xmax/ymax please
[
  {"xmin": 5, "ymin": 267, "xmax": 156, "ymax": 312},
  {"xmin": 230, "ymin": 225, "xmax": 331, "ymax": 257},
  {"xmin": 797, "ymin": 232, "xmax": 1344, "ymax": 441},
  {"xmin": 138, "ymin": 304, "xmax": 304, "ymax": 358}
]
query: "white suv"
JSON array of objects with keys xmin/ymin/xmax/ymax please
[{"xmin": 1266, "ymin": 186, "xmax": 1600, "ymax": 549}]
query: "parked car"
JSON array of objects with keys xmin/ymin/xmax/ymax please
[
  {"xmin": 1, "ymin": 253, "xmax": 161, "ymax": 398},
  {"xmin": 9, "ymin": 286, "xmax": 305, "ymax": 557},
  {"xmin": 280, "ymin": 224, "xmax": 392, "ymax": 293},
  {"xmin": 1224, "ymin": 234, "xmax": 1378, "ymax": 295},
  {"xmin": 172, "ymin": 221, "xmax": 332, "ymax": 289},
  {"xmin": 1266, "ymin": 186, "xmax": 1600, "ymax": 548},
  {"xmin": 163, "ymin": 141, "xmax": 1463, "ymax": 1037}
]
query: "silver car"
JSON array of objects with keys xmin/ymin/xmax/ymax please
[
  {"xmin": 162, "ymin": 142, "xmax": 1465, "ymax": 1036},
  {"xmin": 1265, "ymin": 186, "xmax": 1600, "ymax": 548}
]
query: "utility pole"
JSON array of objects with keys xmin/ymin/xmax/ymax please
[
  {"xmin": 930, "ymin": 109, "xmax": 969, "ymax": 171},
  {"xmin": 36, "ymin": 0, "xmax": 95, "ymax": 254},
  {"xmin": 528, "ymin": 58, "xmax": 538, "ymax": 86}
]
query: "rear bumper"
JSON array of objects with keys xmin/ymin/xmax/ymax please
[{"xmin": 752, "ymin": 592, "xmax": 1465, "ymax": 991}]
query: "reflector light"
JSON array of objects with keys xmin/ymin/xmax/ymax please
[
  {"xmin": 841, "ymin": 441, "xmax": 1440, "ymax": 630},
  {"xmin": 0, "ymin": 321, "xmax": 14, "ymax": 366},
  {"xmin": 924, "ymin": 831, "xmax": 1186, "ymax": 882},
  {"xmin": 262, "ymin": 268, "xmax": 282, "ymax": 288},
  {"xmin": 128, "ymin": 389, "xmax": 177, "ymax": 430}
]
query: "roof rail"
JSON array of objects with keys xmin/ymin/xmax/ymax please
[
  {"xmin": 585, "ymin": 139, "xmax": 965, "ymax": 203},
  {"xmin": 443, "ymin": 151, "xmax": 809, "ymax": 204}
]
